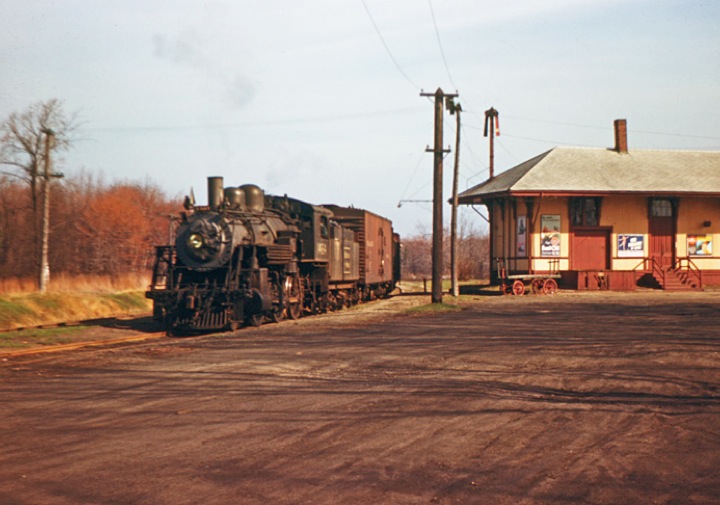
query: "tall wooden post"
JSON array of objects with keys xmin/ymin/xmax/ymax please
[
  {"xmin": 484, "ymin": 107, "xmax": 500, "ymax": 179},
  {"xmin": 450, "ymin": 102, "xmax": 462, "ymax": 297},
  {"xmin": 39, "ymin": 129, "xmax": 54, "ymax": 293},
  {"xmin": 421, "ymin": 88, "xmax": 457, "ymax": 304},
  {"xmin": 431, "ymin": 89, "xmax": 444, "ymax": 304}
]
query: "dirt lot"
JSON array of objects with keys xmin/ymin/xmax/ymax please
[{"xmin": 1, "ymin": 291, "xmax": 719, "ymax": 504}]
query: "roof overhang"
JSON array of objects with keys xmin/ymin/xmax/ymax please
[{"xmin": 458, "ymin": 189, "xmax": 720, "ymax": 206}]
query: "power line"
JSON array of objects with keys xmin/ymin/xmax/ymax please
[
  {"xmin": 631, "ymin": 129, "xmax": 720, "ymax": 141},
  {"xmin": 459, "ymin": 124, "xmax": 487, "ymax": 168},
  {"xmin": 398, "ymin": 149, "xmax": 429, "ymax": 203},
  {"xmin": 496, "ymin": 137, "xmax": 521, "ymax": 163},
  {"xmin": 502, "ymin": 115, "xmax": 720, "ymax": 142},
  {"xmin": 360, "ymin": 0, "xmax": 421, "ymax": 91},
  {"xmin": 477, "ymin": 130, "xmax": 720, "ymax": 147},
  {"xmin": 501, "ymin": 133, "xmax": 592, "ymax": 147},
  {"xmin": 503, "ymin": 115, "xmax": 609, "ymax": 131},
  {"xmin": 76, "ymin": 106, "xmax": 422, "ymax": 134},
  {"xmin": 427, "ymin": 0, "xmax": 457, "ymax": 91}
]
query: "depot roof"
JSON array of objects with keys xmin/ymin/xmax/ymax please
[{"xmin": 458, "ymin": 147, "xmax": 720, "ymax": 204}]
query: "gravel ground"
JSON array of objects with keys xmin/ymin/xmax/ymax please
[{"xmin": 1, "ymin": 290, "xmax": 719, "ymax": 504}]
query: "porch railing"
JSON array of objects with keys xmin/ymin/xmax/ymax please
[
  {"xmin": 632, "ymin": 257, "xmax": 665, "ymax": 287},
  {"xmin": 632, "ymin": 256, "xmax": 702, "ymax": 289},
  {"xmin": 674, "ymin": 257, "xmax": 702, "ymax": 288}
]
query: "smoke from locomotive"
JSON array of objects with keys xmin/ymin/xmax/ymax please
[{"xmin": 146, "ymin": 177, "xmax": 400, "ymax": 334}]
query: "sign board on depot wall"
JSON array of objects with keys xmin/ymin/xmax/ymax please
[
  {"xmin": 617, "ymin": 234, "xmax": 644, "ymax": 258},
  {"xmin": 540, "ymin": 215, "xmax": 560, "ymax": 257}
]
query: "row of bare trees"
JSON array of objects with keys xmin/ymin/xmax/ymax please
[{"xmin": 401, "ymin": 221, "xmax": 489, "ymax": 281}]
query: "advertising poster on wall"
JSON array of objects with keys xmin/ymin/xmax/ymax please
[
  {"xmin": 617, "ymin": 234, "xmax": 644, "ymax": 257},
  {"xmin": 540, "ymin": 215, "xmax": 560, "ymax": 257},
  {"xmin": 517, "ymin": 215, "xmax": 527, "ymax": 257},
  {"xmin": 687, "ymin": 235, "xmax": 713, "ymax": 256}
]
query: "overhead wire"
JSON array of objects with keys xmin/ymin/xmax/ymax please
[
  {"xmin": 427, "ymin": 0, "xmax": 457, "ymax": 92},
  {"xmin": 361, "ymin": 0, "xmax": 497, "ymax": 205},
  {"xmin": 427, "ymin": 0, "xmax": 496, "ymax": 194},
  {"xmin": 359, "ymin": 0, "xmax": 450, "ymax": 207},
  {"xmin": 630, "ymin": 129, "xmax": 720, "ymax": 141},
  {"xmin": 496, "ymin": 137, "xmax": 521, "ymax": 163},
  {"xmin": 398, "ymin": 149, "xmax": 430, "ymax": 204},
  {"xmin": 75, "ymin": 107, "xmax": 422, "ymax": 134},
  {"xmin": 360, "ymin": 0, "xmax": 421, "ymax": 91},
  {"xmin": 502, "ymin": 115, "xmax": 720, "ymax": 142}
]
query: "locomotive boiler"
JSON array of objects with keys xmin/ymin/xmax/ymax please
[{"xmin": 146, "ymin": 176, "xmax": 400, "ymax": 334}]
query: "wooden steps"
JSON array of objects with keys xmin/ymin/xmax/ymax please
[{"xmin": 653, "ymin": 267, "xmax": 702, "ymax": 291}]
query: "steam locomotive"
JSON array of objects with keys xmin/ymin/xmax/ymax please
[{"xmin": 146, "ymin": 177, "xmax": 400, "ymax": 334}]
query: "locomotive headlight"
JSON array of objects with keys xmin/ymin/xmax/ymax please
[
  {"xmin": 187, "ymin": 233, "xmax": 204, "ymax": 249},
  {"xmin": 176, "ymin": 216, "xmax": 231, "ymax": 269}
]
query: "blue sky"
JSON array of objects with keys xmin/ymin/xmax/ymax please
[{"xmin": 1, "ymin": 0, "xmax": 719, "ymax": 236}]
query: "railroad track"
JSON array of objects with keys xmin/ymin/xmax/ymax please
[
  {"xmin": 1, "ymin": 315, "xmax": 165, "ymax": 358},
  {"xmin": 0, "ymin": 332, "xmax": 166, "ymax": 358}
]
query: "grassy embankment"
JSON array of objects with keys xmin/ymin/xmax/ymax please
[{"xmin": 0, "ymin": 273, "xmax": 152, "ymax": 332}]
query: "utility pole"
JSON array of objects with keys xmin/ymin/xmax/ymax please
[
  {"xmin": 39, "ymin": 128, "xmax": 63, "ymax": 293},
  {"xmin": 449, "ymin": 101, "xmax": 462, "ymax": 297},
  {"xmin": 420, "ymin": 88, "xmax": 457, "ymax": 304},
  {"xmin": 39, "ymin": 129, "xmax": 54, "ymax": 293},
  {"xmin": 484, "ymin": 107, "xmax": 500, "ymax": 179}
]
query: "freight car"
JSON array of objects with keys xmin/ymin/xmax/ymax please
[
  {"xmin": 322, "ymin": 205, "xmax": 401, "ymax": 300},
  {"xmin": 146, "ymin": 176, "xmax": 400, "ymax": 335}
]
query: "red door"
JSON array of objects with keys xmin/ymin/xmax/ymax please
[
  {"xmin": 649, "ymin": 199, "xmax": 675, "ymax": 269},
  {"xmin": 649, "ymin": 216, "xmax": 675, "ymax": 268},
  {"xmin": 572, "ymin": 230, "xmax": 609, "ymax": 270}
]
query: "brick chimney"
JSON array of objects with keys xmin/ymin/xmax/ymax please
[{"xmin": 613, "ymin": 119, "xmax": 628, "ymax": 153}]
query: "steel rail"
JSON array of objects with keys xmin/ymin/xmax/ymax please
[{"xmin": 0, "ymin": 332, "xmax": 166, "ymax": 358}]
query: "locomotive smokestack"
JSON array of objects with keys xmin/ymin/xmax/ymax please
[{"xmin": 208, "ymin": 176, "xmax": 224, "ymax": 211}]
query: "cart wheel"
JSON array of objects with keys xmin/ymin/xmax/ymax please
[
  {"xmin": 543, "ymin": 278, "xmax": 558, "ymax": 295},
  {"xmin": 531, "ymin": 279, "xmax": 544, "ymax": 295},
  {"xmin": 512, "ymin": 280, "xmax": 525, "ymax": 296}
]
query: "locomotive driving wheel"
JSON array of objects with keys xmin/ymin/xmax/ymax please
[
  {"xmin": 284, "ymin": 274, "xmax": 301, "ymax": 320},
  {"xmin": 269, "ymin": 274, "xmax": 284, "ymax": 323}
]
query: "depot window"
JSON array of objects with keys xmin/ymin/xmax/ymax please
[
  {"xmin": 650, "ymin": 198, "xmax": 673, "ymax": 217},
  {"xmin": 570, "ymin": 197, "xmax": 602, "ymax": 227}
]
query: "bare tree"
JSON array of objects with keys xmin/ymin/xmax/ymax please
[
  {"xmin": 0, "ymin": 99, "xmax": 78, "ymax": 289},
  {"xmin": 0, "ymin": 99, "xmax": 76, "ymax": 213}
]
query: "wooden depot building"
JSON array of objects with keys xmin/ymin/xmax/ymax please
[{"xmin": 457, "ymin": 119, "xmax": 720, "ymax": 291}]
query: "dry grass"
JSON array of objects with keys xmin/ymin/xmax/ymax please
[
  {"xmin": 0, "ymin": 291, "xmax": 151, "ymax": 331},
  {"xmin": 0, "ymin": 273, "xmax": 153, "ymax": 330},
  {"xmin": 0, "ymin": 272, "xmax": 150, "ymax": 294}
]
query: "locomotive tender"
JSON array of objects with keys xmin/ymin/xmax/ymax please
[{"xmin": 146, "ymin": 176, "xmax": 400, "ymax": 334}]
